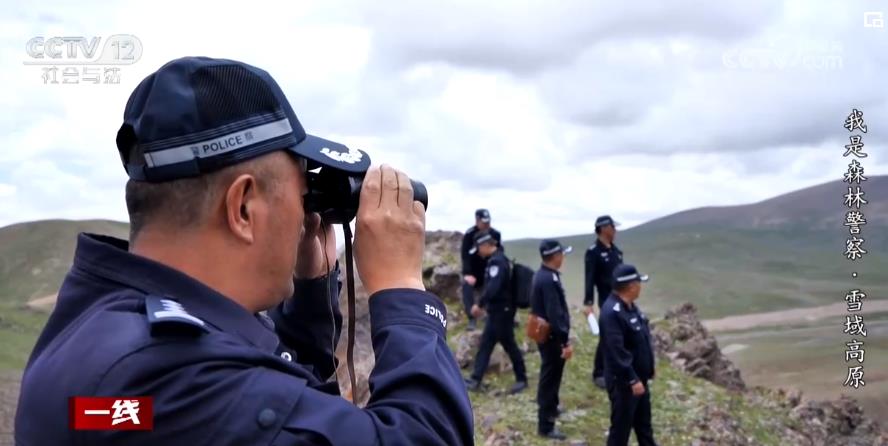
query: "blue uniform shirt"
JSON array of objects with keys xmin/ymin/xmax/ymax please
[
  {"xmin": 599, "ymin": 293, "xmax": 655, "ymax": 388},
  {"xmin": 584, "ymin": 240, "xmax": 623, "ymax": 307},
  {"xmin": 529, "ymin": 265, "xmax": 570, "ymax": 347},
  {"xmin": 477, "ymin": 250, "xmax": 511, "ymax": 312},
  {"xmin": 15, "ymin": 233, "xmax": 474, "ymax": 445}
]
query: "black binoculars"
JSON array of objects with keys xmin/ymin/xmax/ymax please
[{"xmin": 304, "ymin": 167, "xmax": 429, "ymax": 224}]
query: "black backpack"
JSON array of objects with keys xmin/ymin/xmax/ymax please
[{"xmin": 509, "ymin": 260, "xmax": 535, "ymax": 309}]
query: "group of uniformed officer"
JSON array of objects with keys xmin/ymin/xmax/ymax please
[
  {"xmin": 14, "ymin": 55, "xmax": 658, "ymax": 445},
  {"xmin": 459, "ymin": 212, "xmax": 659, "ymax": 444}
]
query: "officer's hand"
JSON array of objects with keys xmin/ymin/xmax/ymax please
[
  {"xmin": 471, "ymin": 304, "xmax": 484, "ymax": 319},
  {"xmin": 583, "ymin": 305, "xmax": 595, "ymax": 316},
  {"xmin": 561, "ymin": 345, "xmax": 573, "ymax": 360},
  {"xmin": 354, "ymin": 165, "xmax": 426, "ymax": 296},
  {"xmin": 294, "ymin": 212, "xmax": 337, "ymax": 279},
  {"xmin": 464, "ymin": 275, "xmax": 477, "ymax": 286},
  {"xmin": 631, "ymin": 381, "xmax": 645, "ymax": 396}
]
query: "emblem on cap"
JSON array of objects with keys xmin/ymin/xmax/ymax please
[{"xmin": 321, "ymin": 146, "xmax": 363, "ymax": 164}]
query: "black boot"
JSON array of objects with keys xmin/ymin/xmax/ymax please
[
  {"xmin": 509, "ymin": 380, "xmax": 528, "ymax": 394},
  {"xmin": 538, "ymin": 428, "xmax": 567, "ymax": 440}
]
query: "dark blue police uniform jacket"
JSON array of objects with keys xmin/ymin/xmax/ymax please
[
  {"xmin": 15, "ymin": 234, "xmax": 474, "ymax": 446},
  {"xmin": 478, "ymin": 250, "xmax": 511, "ymax": 312},
  {"xmin": 584, "ymin": 240, "xmax": 623, "ymax": 308},
  {"xmin": 529, "ymin": 266, "xmax": 570, "ymax": 347},
  {"xmin": 598, "ymin": 294, "xmax": 655, "ymax": 388}
]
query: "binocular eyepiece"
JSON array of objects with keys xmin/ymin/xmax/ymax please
[{"xmin": 304, "ymin": 168, "xmax": 429, "ymax": 224}]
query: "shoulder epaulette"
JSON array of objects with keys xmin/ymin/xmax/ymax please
[{"xmin": 145, "ymin": 295, "xmax": 209, "ymax": 336}]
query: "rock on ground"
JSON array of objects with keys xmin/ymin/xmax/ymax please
[
  {"xmin": 453, "ymin": 329, "xmax": 516, "ymax": 375},
  {"xmin": 652, "ymin": 302, "xmax": 746, "ymax": 391}
]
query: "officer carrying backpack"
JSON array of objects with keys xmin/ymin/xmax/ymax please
[{"xmin": 509, "ymin": 260, "xmax": 535, "ymax": 309}]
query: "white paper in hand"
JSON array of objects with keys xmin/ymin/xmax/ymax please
[{"xmin": 587, "ymin": 313, "xmax": 600, "ymax": 336}]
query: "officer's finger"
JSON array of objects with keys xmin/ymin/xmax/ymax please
[
  {"xmin": 380, "ymin": 164, "xmax": 399, "ymax": 209},
  {"xmin": 302, "ymin": 212, "xmax": 321, "ymax": 240},
  {"xmin": 396, "ymin": 169, "xmax": 413, "ymax": 211},
  {"xmin": 359, "ymin": 165, "xmax": 382, "ymax": 210},
  {"xmin": 413, "ymin": 200, "xmax": 426, "ymax": 224}
]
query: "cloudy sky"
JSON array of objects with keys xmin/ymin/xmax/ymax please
[{"xmin": 1, "ymin": 0, "xmax": 886, "ymax": 240}]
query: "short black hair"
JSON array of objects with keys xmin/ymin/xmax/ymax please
[{"xmin": 125, "ymin": 154, "xmax": 283, "ymax": 242}]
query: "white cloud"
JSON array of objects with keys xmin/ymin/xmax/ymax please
[{"xmin": 1, "ymin": 0, "xmax": 886, "ymax": 239}]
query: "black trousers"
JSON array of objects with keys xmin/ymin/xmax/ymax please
[
  {"xmin": 461, "ymin": 282, "xmax": 480, "ymax": 322},
  {"xmin": 606, "ymin": 380, "xmax": 657, "ymax": 446},
  {"xmin": 537, "ymin": 339, "xmax": 565, "ymax": 433},
  {"xmin": 592, "ymin": 300, "xmax": 604, "ymax": 378},
  {"xmin": 471, "ymin": 308, "xmax": 527, "ymax": 383}
]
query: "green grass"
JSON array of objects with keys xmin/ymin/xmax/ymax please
[
  {"xmin": 0, "ymin": 219, "xmax": 129, "ymax": 370},
  {"xmin": 446, "ymin": 304, "xmax": 802, "ymax": 445}
]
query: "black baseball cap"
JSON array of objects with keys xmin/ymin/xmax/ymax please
[
  {"xmin": 475, "ymin": 209, "xmax": 491, "ymax": 223},
  {"xmin": 613, "ymin": 264, "xmax": 649, "ymax": 284},
  {"xmin": 116, "ymin": 56, "xmax": 371, "ymax": 182},
  {"xmin": 539, "ymin": 239, "xmax": 573, "ymax": 257},
  {"xmin": 468, "ymin": 230, "xmax": 497, "ymax": 254},
  {"xmin": 595, "ymin": 215, "xmax": 620, "ymax": 228}
]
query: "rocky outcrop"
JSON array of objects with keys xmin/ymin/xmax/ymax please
[
  {"xmin": 652, "ymin": 302, "xmax": 746, "ymax": 391},
  {"xmin": 788, "ymin": 396, "xmax": 887, "ymax": 446},
  {"xmin": 453, "ymin": 330, "xmax": 535, "ymax": 376},
  {"xmin": 422, "ymin": 230, "xmax": 464, "ymax": 303},
  {"xmin": 657, "ymin": 307, "xmax": 886, "ymax": 446}
]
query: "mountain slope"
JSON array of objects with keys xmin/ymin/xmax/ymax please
[
  {"xmin": 0, "ymin": 219, "xmax": 128, "ymax": 370},
  {"xmin": 642, "ymin": 175, "xmax": 888, "ymax": 231},
  {"xmin": 503, "ymin": 176, "xmax": 888, "ymax": 319}
]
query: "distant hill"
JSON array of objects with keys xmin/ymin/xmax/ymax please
[
  {"xmin": 642, "ymin": 175, "xmax": 888, "ymax": 231},
  {"xmin": 503, "ymin": 176, "xmax": 888, "ymax": 319},
  {"xmin": 0, "ymin": 219, "xmax": 128, "ymax": 370},
  {"xmin": 0, "ymin": 219, "xmax": 129, "ymax": 306}
]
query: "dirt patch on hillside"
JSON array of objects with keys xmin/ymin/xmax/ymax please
[
  {"xmin": 24, "ymin": 294, "xmax": 57, "ymax": 313},
  {"xmin": 704, "ymin": 299, "xmax": 888, "ymax": 332}
]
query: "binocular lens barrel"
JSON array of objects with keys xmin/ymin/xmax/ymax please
[{"xmin": 305, "ymin": 169, "xmax": 428, "ymax": 224}]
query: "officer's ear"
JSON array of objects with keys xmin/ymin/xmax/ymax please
[{"xmin": 224, "ymin": 174, "xmax": 259, "ymax": 244}]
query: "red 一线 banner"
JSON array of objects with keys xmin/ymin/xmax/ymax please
[{"xmin": 69, "ymin": 396, "xmax": 153, "ymax": 430}]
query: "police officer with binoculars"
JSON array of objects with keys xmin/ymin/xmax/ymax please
[{"xmin": 15, "ymin": 57, "xmax": 473, "ymax": 446}]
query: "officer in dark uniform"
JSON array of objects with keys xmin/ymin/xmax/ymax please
[
  {"xmin": 530, "ymin": 239, "xmax": 574, "ymax": 440},
  {"xmin": 465, "ymin": 230, "xmax": 527, "ymax": 394},
  {"xmin": 15, "ymin": 57, "xmax": 473, "ymax": 446},
  {"xmin": 584, "ymin": 214, "xmax": 623, "ymax": 389},
  {"xmin": 599, "ymin": 264, "xmax": 658, "ymax": 446},
  {"xmin": 460, "ymin": 209, "xmax": 502, "ymax": 330}
]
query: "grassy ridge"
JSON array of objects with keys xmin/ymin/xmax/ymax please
[
  {"xmin": 0, "ymin": 219, "xmax": 129, "ymax": 370},
  {"xmin": 447, "ymin": 305, "xmax": 802, "ymax": 445}
]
